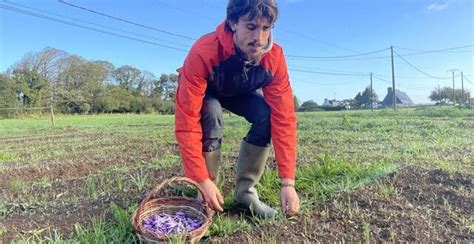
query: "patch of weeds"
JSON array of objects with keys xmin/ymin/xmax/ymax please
[
  {"xmin": 0, "ymin": 202, "xmax": 37, "ymax": 217},
  {"xmin": 9, "ymin": 179, "xmax": 30, "ymax": 193},
  {"xmin": 0, "ymin": 226, "xmax": 5, "ymax": 238},
  {"xmin": 442, "ymin": 195, "xmax": 452, "ymax": 211},
  {"xmin": 73, "ymin": 203, "xmax": 138, "ymax": 243},
  {"xmin": 129, "ymin": 169, "xmax": 148, "ymax": 192},
  {"xmin": 258, "ymin": 230, "xmax": 278, "ymax": 244},
  {"xmin": 434, "ymin": 161, "xmax": 459, "ymax": 175},
  {"xmin": 0, "ymin": 151, "xmax": 18, "ymax": 162},
  {"xmin": 16, "ymin": 202, "xmax": 139, "ymax": 243},
  {"xmin": 377, "ymin": 182, "xmax": 397, "ymax": 200},
  {"xmin": 342, "ymin": 114, "xmax": 352, "ymax": 129},
  {"xmin": 148, "ymin": 153, "xmax": 181, "ymax": 168},
  {"xmin": 85, "ymin": 176, "xmax": 101, "ymax": 200},
  {"xmin": 297, "ymin": 153, "xmax": 397, "ymax": 205},
  {"xmin": 209, "ymin": 213, "xmax": 251, "ymax": 237},
  {"xmin": 222, "ymin": 189, "xmax": 236, "ymax": 209},
  {"xmin": 363, "ymin": 221, "xmax": 371, "ymax": 244},
  {"xmin": 32, "ymin": 177, "xmax": 52, "ymax": 188},
  {"xmin": 115, "ymin": 175, "xmax": 126, "ymax": 192},
  {"xmin": 256, "ymin": 168, "xmax": 280, "ymax": 206},
  {"xmin": 256, "ymin": 153, "xmax": 397, "ymax": 212}
]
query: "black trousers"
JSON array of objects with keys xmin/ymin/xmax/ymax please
[{"xmin": 200, "ymin": 91, "xmax": 271, "ymax": 152}]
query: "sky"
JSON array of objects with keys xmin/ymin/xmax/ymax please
[{"xmin": 1, "ymin": 0, "xmax": 473, "ymax": 104}]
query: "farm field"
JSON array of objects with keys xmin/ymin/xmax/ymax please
[{"xmin": 0, "ymin": 107, "xmax": 473, "ymax": 242}]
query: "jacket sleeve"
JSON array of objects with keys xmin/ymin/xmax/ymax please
[
  {"xmin": 175, "ymin": 47, "xmax": 210, "ymax": 182},
  {"xmin": 262, "ymin": 48, "xmax": 297, "ymax": 180}
]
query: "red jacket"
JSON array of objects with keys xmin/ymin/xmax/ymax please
[{"xmin": 175, "ymin": 22, "xmax": 297, "ymax": 182}]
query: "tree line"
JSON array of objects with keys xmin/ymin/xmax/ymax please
[
  {"xmin": 0, "ymin": 47, "xmax": 178, "ymax": 117},
  {"xmin": 1, "ymin": 48, "xmax": 471, "ymax": 118}
]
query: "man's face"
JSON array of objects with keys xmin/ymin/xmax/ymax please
[{"xmin": 229, "ymin": 15, "xmax": 272, "ymax": 61}]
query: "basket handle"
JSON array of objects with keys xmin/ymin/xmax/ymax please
[{"xmin": 141, "ymin": 176, "xmax": 209, "ymax": 206}]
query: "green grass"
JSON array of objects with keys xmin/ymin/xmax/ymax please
[
  {"xmin": 12, "ymin": 203, "xmax": 138, "ymax": 244},
  {"xmin": 209, "ymin": 213, "xmax": 251, "ymax": 237},
  {"xmin": 0, "ymin": 151, "xmax": 18, "ymax": 162},
  {"xmin": 256, "ymin": 153, "xmax": 397, "ymax": 210},
  {"xmin": 1, "ymin": 106, "xmax": 473, "ymax": 242}
]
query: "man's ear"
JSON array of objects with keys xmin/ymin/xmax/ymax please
[{"xmin": 228, "ymin": 20, "xmax": 238, "ymax": 32}]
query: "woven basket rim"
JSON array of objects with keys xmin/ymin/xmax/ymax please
[{"xmin": 131, "ymin": 177, "xmax": 213, "ymax": 242}]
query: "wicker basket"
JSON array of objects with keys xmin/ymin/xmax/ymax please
[{"xmin": 131, "ymin": 177, "xmax": 213, "ymax": 243}]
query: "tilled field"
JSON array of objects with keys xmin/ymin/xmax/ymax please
[{"xmin": 1, "ymin": 110, "xmax": 473, "ymax": 242}]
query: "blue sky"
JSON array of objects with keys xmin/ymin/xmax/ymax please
[{"xmin": 1, "ymin": 0, "xmax": 473, "ymax": 104}]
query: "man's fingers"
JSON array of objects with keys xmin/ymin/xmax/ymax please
[
  {"xmin": 281, "ymin": 196, "xmax": 288, "ymax": 213},
  {"xmin": 288, "ymin": 196, "xmax": 300, "ymax": 215},
  {"xmin": 212, "ymin": 194, "xmax": 224, "ymax": 212},
  {"xmin": 217, "ymin": 191, "xmax": 224, "ymax": 205}
]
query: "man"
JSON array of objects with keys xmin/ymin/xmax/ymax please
[{"xmin": 175, "ymin": 0, "xmax": 299, "ymax": 218}]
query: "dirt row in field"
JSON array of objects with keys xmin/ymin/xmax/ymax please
[
  {"xmin": 2, "ymin": 165, "xmax": 472, "ymax": 242},
  {"xmin": 215, "ymin": 166, "xmax": 473, "ymax": 242},
  {"xmin": 0, "ymin": 138, "xmax": 178, "ymax": 187}
]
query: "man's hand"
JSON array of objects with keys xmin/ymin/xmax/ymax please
[
  {"xmin": 280, "ymin": 178, "xmax": 299, "ymax": 216},
  {"xmin": 197, "ymin": 179, "xmax": 224, "ymax": 212}
]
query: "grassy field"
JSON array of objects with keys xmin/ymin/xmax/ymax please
[{"xmin": 0, "ymin": 106, "xmax": 473, "ymax": 242}]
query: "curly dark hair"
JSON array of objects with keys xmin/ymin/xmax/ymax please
[{"xmin": 225, "ymin": 0, "xmax": 279, "ymax": 32}]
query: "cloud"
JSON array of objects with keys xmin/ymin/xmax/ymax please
[{"xmin": 426, "ymin": 2, "xmax": 449, "ymax": 12}]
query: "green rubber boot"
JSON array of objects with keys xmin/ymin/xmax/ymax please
[
  {"xmin": 204, "ymin": 150, "xmax": 222, "ymax": 185},
  {"xmin": 234, "ymin": 141, "xmax": 277, "ymax": 218}
]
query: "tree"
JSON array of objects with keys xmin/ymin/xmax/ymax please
[
  {"xmin": 429, "ymin": 86, "xmax": 471, "ymax": 105},
  {"xmin": 157, "ymin": 73, "xmax": 178, "ymax": 101},
  {"xmin": 11, "ymin": 68, "xmax": 50, "ymax": 107},
  {"xmin": 354, "ymin": 86, "xmax": 378, "ymax": 108},
  {"xmin": 298, "ymin": 100, "xmax": 319, "ymax": 112},
  {"xmin": 112, "ymin": 65, "xmax": 142, "ymax": 91},
  {"xmin": 0, "ymin": 74, "xmax": 20, "ymax": 108}
]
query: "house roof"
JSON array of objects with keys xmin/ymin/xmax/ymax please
[{"xmin": 382, "ymin": 87, "xmax": 415, "ymax": 106}]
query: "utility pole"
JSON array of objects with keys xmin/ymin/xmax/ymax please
[
  {"xmin": 370, "ymin": 73, "xmax": 374, "ymax": 112},
  {"xmin": 391, "ymin": 46, "xmax": 396, "ymax": 110},
  {"xmin": 461, "ymin": 72, "xmax": 464, "ymax": 106},
  {"xmin": 447, "ymin": 69, "xmax": 458, "ymax": 106}
]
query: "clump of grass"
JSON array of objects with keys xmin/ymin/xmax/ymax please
[
  {"xmin": 377, "ymin": 182, "xmax": 398, "ymax": 200},
  {"xmin": 9, "ymin": 179, "xmax": 30, "ymax": 193},
  {"xmin": 208, "ymin": 213, "xmax": 251, "ymax": 237},
  {"xmin": 256, "ymin": 153, "xmax": 397, "ymax": 210},
  {"xmin": 15, "ymin": 202, "xmax": 138, "ymax": 243},
  {"xmin": 129, "ymin": 169, "xmax": 148, "ymax": 192},
  {"xmin": 0, "ymin": 152, "xmax": 18, "ymax": 162},
  {"xmin": 149, "ymin": 153, "xmax": 181, "ymax": 168}
]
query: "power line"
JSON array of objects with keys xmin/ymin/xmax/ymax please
[
  {"xmin": 287, "ymin": 45, "xmax": 474, "ymax": 61},
  {"xmin": 294, "ymin": 79, "xmax": 355, "ymax": 86},
  {"xmin": 0, "ymin": 4, "xmax": 189, "ymax": 52},
  {"xmin": 394, "ymin": 45, "xmax": 474, "ymax": 55},
  {"xmin": 289, "ymin": 68, "xmax": 368, "ymax": 77},
  {"xmin": 4, "ymin": 1, "xmax": 190, "ymax": 48},
  {"xmin": 286, "ymin": 47, "xmax": 390, "ymax": 59},
  {"xmin": 373, "ymin": 72, "xmax": 454, "ymax": 81},
  {"xmin": 393, "ymin": 50, "xmax": 447, "ymax": 80},
  {"xmin": 465, "ymin": 76, "xmax": 474, "ymax": 85},
  {"xmin": 58, "ymin": 0, "xmax": 197, "ymax": 41},
  {"xmin": 287, "ymin": 65, "xmax": 368, "ymax": 75},
  {"xmin": 279, "ymin": 28, "xmax": 361, "ymax": 54},
  {"xmin": 372, "ymin": 74, "xmax": 392, "ymax": 84}
]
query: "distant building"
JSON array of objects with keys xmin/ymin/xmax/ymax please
[
  {"xmin": 381, "ymin": 87, "xmax": 415, "ymax": 107},
  {"xmin": 322, "ymin": 98, "xmax": 340, "ymax": 107}
]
